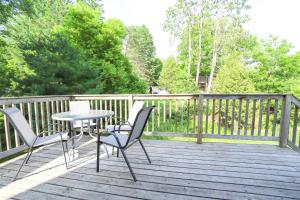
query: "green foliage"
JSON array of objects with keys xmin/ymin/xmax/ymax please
[
  {"xmin": 125, "ymin": 25, "xmax": 162, "ymax": 86},
  {"xmin": 0, "ymin": 1, "xmax": 146, "ymax": 96},
  {"xmin": 159, "ymin": 56, "xmax": 198, "ymax": 93},
  {"xmin": 251, "ymin": 36, "xmax": 300, "ymax": 96},
  {"xmin": 213, "ymin": 54, "xmax": 255, "ymax": 93}
]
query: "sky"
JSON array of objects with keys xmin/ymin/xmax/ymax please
[{"xmin": 102, "ymin": 0, "xmax": 300, "ymax": 59}]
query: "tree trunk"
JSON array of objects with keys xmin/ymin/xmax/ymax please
[
  {"xmin": 187, "ymin": 21, "xmax": 192, "ymax": 81},
  {"xmin": 195, "ymin": 9, "xmax": 203, "ymax": 87},
  {"xmin": 207, "ymin": 28, "xmax": 218, "ymax": 93}
]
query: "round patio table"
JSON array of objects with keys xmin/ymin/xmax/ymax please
[{"xmin": 52, "ymin": 110, "xmax": 114, "ymax": 149}]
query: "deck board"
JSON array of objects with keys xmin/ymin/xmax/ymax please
[{"xmin": 0, "ymin": 139, "xmax": 300, "ymax": 200}]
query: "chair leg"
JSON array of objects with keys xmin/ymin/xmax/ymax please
[
  {"xmin": 61, "ymin": 141, "xmax": 68, "ymax": 169},
  {"xmin": 117, "ymin": 148, "xmax": 119, "ymax": 158},
  {"xmin": 120, "ymin": 148, "xmax": 137, "ymax": 181},
  {"xmin": 112, "ymin": 146, "xmax": 114, "ymax": 155},
  {"xmin": 13, "ymin": 148, "xmax": 32, "ymax": 181},
  {"xmin": 25, "ymin": 148, "xmax": 34, "ymax": 164},
  {"xmin": 96, "ymin": 135, "xmax": 101, "ymax": 172},
  {"xmin": 139, "ymin": 139, "xmax": 151, "ymax": 164}
]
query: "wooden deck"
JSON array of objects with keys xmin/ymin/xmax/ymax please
[{"xmin": 0, "ymin": 139, "xmax": 300, "ymax": 200}]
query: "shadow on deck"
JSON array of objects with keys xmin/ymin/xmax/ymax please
[{"xmin": 0, "ymin": 139, "xmax": 300, "ymax": 200}]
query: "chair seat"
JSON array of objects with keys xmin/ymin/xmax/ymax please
[
  {"xmin": 101, "ymin": 133, "xmax": 128, "ymax": 148},
  {"xmin": 106, "ymin": 124, "xmax": 132, "ymax": 132},
  {"xmin": 33, "ymin": 132, "xmax": 69, "ymax": 147}
]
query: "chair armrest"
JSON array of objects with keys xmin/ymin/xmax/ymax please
[
  {"xmin": 115, "ymin": 121, "xmax": 131, "ymax": 125},
  {"xmin": 113, "ymin": 122, "xmax": 133, "ymax": 133}
]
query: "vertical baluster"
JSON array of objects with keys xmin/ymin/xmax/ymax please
[
  {"xmin": 119, "ymin": 100, "xmax": 122, "ymax": 121},
  {"xmin": 292, "ymin": 106, "xmax": 298, "ymax": 144},
  {"xmin": 265, "ymin": 99, "xmax": 271, "ymax": 136},
  {"xmin": 187, "ymin": 99, "xmax": 190, "ymax": 133},
  {"xmin": 181, "ymin": 100, "xmax": 184, "ymax": 132},
  {"xmin": 114, "ymin": 99, "xmax": 117, "ymax": 124},
  {"xmin": 56, "ymin": 101, "xmax": 60, "ymax": 131},
  {"xmin": 152, "ymin": 100, "xmax": 155, "ymax": 132},
  {"xmin": 105, "ymin": 100, "xmax": 108, "ymax": 127},
  {"xmin": 3, "ymin": 105, "xmax": 12, "ymax": 150},
  {"xmin": 60, "ymin": 101, "xmax": 65, "ymax": 131},
  {"xmin": 27, "ymin": 103, "xmax": 33, "ymax": 129},
  {"xmin": 169, "ymin": 100, "xmax": 172, "ymax": 132},
  {"xmin": 40, "ymin": 102, "xmax": 46, "ymax": 135},
  {"xmin": 258, "ymin": 99, "xmax": 264, "ymax": 136},
  {"xmin": 224, "ymin": 99, "xmax": 229, "ymax": 135},
  {"xmin": 109, "ymin": 100, "xmax": 112, "ymax": 124},
  {"xmin": 157, "ymin": 100, "xmax": 161, "ymax": 130},
  {"xmin": 251, "ymin": 99, "xmax": 257, "ymax": 136},
  {"xmin": 231, "ymin": 99, "xmax": 235, "ymax": 135},
  {"xmin": 20, "ymin": 103, "xmax": 25, "ymax": 143},
  {"xmin": 51, "ymin": 101, "xmax": 56, "ymax": 132},
  {"xmin": 175, "ymin": 99, "xmax": 178, "ymax": 132},
  {"xmin": 124, "ymin": 99, "xmax": 127, "ymax": 121},
  {"xmin": 244, "ymin": 99, "xmax": 249, "ymax": 136},
  {"xmin": 163, "ymin": 100, "xmax": 166, "ymax": 131},
  {"xmin": 212, "ymin": 99, "xmax": 215, "ymax": 134},
  {"xmin": 0, "ymin": 107, "xmax": 2, "ymax": 151},
  {"xmin": 34, "ymin": 102, "xmax": 40, "ymax": 135},
  {"xmin": 95, "ymin": 100, "xmax": 98, "ymax": 110},
  {"xmin": 205, "ymin": 99, "xmax": 209, "ymax": 134},
  {"xmin": 100, "ymin": 100, "xmax": 103, "ymax": 129},
  {"xmin": 146, "ymin": 101, "xmax": 149, "ymax": 132},
  {"xmin": 237, "ymin": 99, "xmax": 242, "ymax": 135},
  {"xmin": 193, "ymin": 99, "xmax": 196, "ymax": 133},
  {"xmin": 46, "ymin": 101, "xmax": 51, "ymax": 134},
  {"xmin": 218, "ymin": 99, "xmax": 222, "ymax": 135},
  {"xmin": 12, "ymin": 104, "xmax": 20, "ymax": 147},
  {"xmin": 272, "ymin": 99, "xmax": 279, "ymax": 137}
]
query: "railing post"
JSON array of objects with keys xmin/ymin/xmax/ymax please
[
  {"xmin": 197, "ymin": 94, "xmax": 204, "ymax": 144},
  {"xmin": 128, "ymin": 94, "xmax": 133, "ymax": 113},
  {"xmin": 279, "ymin": 94, "xmax": 291, "ymax": 147}
]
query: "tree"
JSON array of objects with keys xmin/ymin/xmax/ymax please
[
  {"xmin": 251, "ymin": 36, "xmax": 300, "ymax": 96},
  {"xmin": 206, "ymin": 0, "xmax": 250, "ymax": 93},
  {"xmin": 124, "ymin": 25, "xmax": 162, "ymax": 86},
  {"xmin": 163, "ymin": 0, "xmax": 196, "ymax": 81},
  {"xmin": 0, "ymin": 1, "xmax": 146, "ymax": 96},
  {"xmin": 213, "ymin": 54, "xmax": 255, "ymax": 93},
  {"xmin": 159, "ymin": 56, "xmax": 198, "ymax": 93},
  {"xmin": 61, "ymin": 3, "xmax": 146, "ymax": 94}
]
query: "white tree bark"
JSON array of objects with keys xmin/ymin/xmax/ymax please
[
  {"xmin": 195, "ymin": 4, "xmax": 203, "ymax": 86},
  {"xmin": 207, "ymin": 27, "xmax": 218, "ymax": 93},
  {"xmin": 187, "ymin": 9, "xmax": 192, "ymax": 81}
]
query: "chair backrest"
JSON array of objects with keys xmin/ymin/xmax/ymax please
[
  {"xmin": 69, "ymin": 101, "xmax": 90, "ymax": 114},
  {"xmin": 69, "ymin": 101, "xmax": 91, "ymax": 127},
  {"xmin": 126, "ymin": 106, "xmax": 155, "ymax": 146},
  {"xmin": 128, "ymin": 101, "xmax": 144, "ymax": 124},
  {"xmin": 0, "ymin": 107, "xmax": 36, "ymax": 147}
]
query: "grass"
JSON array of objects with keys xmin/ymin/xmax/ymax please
[{"xmin": 142, "ymin": 135, "xmax": 278, "ymax": 145}]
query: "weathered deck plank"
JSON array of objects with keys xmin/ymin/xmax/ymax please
[{"xmin": 0, "ymin": 139, "xmax": 299, "ymax": 200}]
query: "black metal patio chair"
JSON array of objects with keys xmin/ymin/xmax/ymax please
[{"xmin": 96, "ymin": 106, "xmax": 155, "ymax": 181}]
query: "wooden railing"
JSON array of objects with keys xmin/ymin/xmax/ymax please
[{"xmin": 0, "ymin": 94, "xmax": 299, "ymax": 158}]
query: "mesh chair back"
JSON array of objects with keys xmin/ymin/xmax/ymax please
[
  {"xmin": 0, "ymin": 107, "xmax": 36, "ymax": 147},
  {"xmin": 127, "ymin": 106, "xmax": 154, "ymax": 144},
  {"xmin": 128, "ymin": 101, "xmax": 144, "ymax": 124}
]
